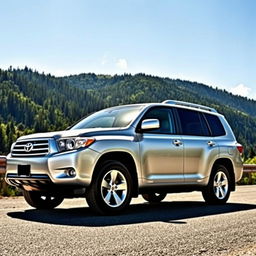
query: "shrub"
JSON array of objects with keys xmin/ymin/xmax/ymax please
[{"xmin": 0, "ymin": 176, "xmax": 21, "ymax": 197}]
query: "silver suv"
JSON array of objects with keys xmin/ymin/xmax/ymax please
[{"xmin": 5, "ymin": 100, "xmax": 243, "ymax": 214}]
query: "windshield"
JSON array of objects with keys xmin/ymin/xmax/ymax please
[{"xmin": 71, "ymin": 105, "xmax": 144, "ymax": 129}]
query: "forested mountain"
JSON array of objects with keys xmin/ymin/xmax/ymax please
[{"xmin": 0, "ymin": 67, "xmax": 256, "ymax": 157}]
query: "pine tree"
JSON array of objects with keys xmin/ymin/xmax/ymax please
[
  {"xmin": 248, "ymin": 146, "xmax": 256, "ymax": 159},
  {"xmin": 0, "ymin": 125, "xmax": 6, "ymax": 154},
  {"xmin": 6, "ymin": 121, "xmax": 16, "ymax": 153}
]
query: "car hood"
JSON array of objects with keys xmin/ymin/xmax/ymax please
[{"xmin": 17, "ymin": 128, "xmax": 123, "ymax": 141}]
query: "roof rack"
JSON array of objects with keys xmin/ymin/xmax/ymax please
[{"xmin": 162, "ymin": 100, "xmax": 217, "ymax": 113}]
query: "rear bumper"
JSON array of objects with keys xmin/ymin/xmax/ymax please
[{"xmin": 234, "ymin": 158, "xmax": 243, "ymax": 182}]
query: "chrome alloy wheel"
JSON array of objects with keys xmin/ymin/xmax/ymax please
[
  {"xmin": 213, "ymin": 171, "xmax": 229, "ymax": 199},
  {"xmin": 101, "ymin": 170, "xmax": 128, "ymax": 208}
]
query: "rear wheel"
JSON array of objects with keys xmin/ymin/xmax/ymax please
[
  {"xmin": 202, "ymin": 164, "xmax": 231, "ymax": 204},
  {"xmin": 142, "ymin": 192, "xmax": 167, "ymax": 203},
  {"xmin": 86, "ymin": 161, "xmax": 133, "ymax": 215},
  {"xmin": 23, "ymin": 190, "xmax": 64, "ymax": 209}
]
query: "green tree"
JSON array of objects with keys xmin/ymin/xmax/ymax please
[
  {"xmin": 248, "ymin": 146, "xmax": 256, "ymax": 159},
  {"xmin": 0, "ymin": 125, "xmax": 6, "ymax": 154},
  {"xmin": 6, "ymin": 121, "xmax": 16, "ymax": 153}
]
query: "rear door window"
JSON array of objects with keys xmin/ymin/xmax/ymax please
[{"xmin": 177, "ymin": 108, "xmax": 210, "ymax": 136}]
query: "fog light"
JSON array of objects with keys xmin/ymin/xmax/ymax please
[{"xmin": 65, "ymin": 168, "xmax": 76, "ymax": 177}]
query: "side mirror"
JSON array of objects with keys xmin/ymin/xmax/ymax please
[{"xmin": 141, "ymin": 119, "xmax": 160, "ymax": 131}]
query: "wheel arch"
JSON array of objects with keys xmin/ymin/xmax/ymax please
[
  {"xmin": 211, "ymin": 158, "xmax": 235, "ymax": 191},
  {"xmin": 92, "ymin": 151, "xmax": 139, "ymax": 197}
]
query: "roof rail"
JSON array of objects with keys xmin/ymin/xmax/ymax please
[{"xmin": 162, "ymin": 100, "xmax": 217, "ymax": 113}]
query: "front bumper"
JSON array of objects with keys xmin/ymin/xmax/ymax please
[
  {"xmin": 5, "ymin": 148, "xmax": 100, "ymax": 190},
  {"xmin": 6, "ymin": 173, "xmax": 53, "ymax": 190}
]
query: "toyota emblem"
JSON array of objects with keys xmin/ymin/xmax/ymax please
[{"xmin": 24, "ymin": 143, "xmax": 34, "ymax": 152}]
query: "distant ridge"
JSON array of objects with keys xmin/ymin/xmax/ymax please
[{"xmin": 0, "ymin": 67, "xmax": 255, "ymax": 156}]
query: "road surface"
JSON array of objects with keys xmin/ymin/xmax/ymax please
[{"xmin": 0, "ymin": 186, "xmax": 255, "ymax": 256}]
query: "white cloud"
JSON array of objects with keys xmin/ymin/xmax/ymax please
[
  {"xmin": 101, "ymin": 53, "xmax": 109, "ymax": 66},
  {"xmin": 229, "ymin": 84, "xmax": 251, "ymax": 98},
  {"xmin": 116, "ymin": 58, "xmax": 128, "ymax": 70}
]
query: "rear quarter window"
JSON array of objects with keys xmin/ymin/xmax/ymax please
[{"xmin": 204, "ymin": 113, "xmax": 226, "ymax": 136}]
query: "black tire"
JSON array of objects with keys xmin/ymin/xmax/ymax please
[
  {"xmin": 202, "ymin": 164, "xmax": 231, "ymax": 204},
  {"xmin": 86, "ymin": 161, "xmax": 133, "ymax": 215},
  {"xmin": 142, "ymin": 192, "xmax": 167, "ymax": 203},
  {"xmin": 23, "ymin": 190, "xmax": 64, "ymax": 209}
]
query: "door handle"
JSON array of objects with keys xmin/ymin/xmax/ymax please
[
  {"xmin": 173, "ymin": 139, "xmax": 182, "ymax": 146},
  {"xmin": 207, "ymin": 141, "xmax": 216, "ymax": 147}
]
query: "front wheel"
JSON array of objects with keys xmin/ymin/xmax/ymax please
[
  {"xmin": 86, "ymin": 161, "xmax": 133, "ymax": 215},
  {"xmin": 202, "ymin": 164, "xmax": 231, "ymax": 204},
  {"xmin": 23, "ymin": 190, "xmax": 64, "ymax": 209}
]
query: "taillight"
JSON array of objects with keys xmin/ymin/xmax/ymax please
[{"xmin": 236, "ymin": 145, "xmax": 243, "ymax": 154}]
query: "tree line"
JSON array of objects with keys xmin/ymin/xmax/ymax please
[{"xmin": 0, "ymin": 67, "xmax": 256, "ymax": 157}]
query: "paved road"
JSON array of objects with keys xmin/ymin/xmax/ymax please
[{"xmin": 0, "ymin": 186, "xmax": 255, "ymax": 256}]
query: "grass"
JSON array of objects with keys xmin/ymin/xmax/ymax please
[
  {"xmin": 0, "ymin": 176, "xmax": 21, "ymax": 197},
  {"xmin": 238, "ymin": 172, "xmax": 256, "ymax": 185}
]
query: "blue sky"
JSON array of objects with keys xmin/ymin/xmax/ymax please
[{"xmin": 0, "ymin": 0, "xmax": 255, "ymax": 98}]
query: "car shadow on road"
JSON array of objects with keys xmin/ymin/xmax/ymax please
[{"xmin": 7, "ymin": 201, "xmax": 256, "ymax": 227}]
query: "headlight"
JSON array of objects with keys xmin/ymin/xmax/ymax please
[
  {"xmin": 66, "ymin": 139, "xmax": 75, "ymax": 150},
  {"xmin": 11, "ymin": 142, "xmax": 16, "ymax": 151},
  {"xmin": 57, "ymin": 137, "xmax": 95, "ymax": 152},
  {"xmin": 58, "ymin": 140, "xmax": 66, "ymax": 151}
]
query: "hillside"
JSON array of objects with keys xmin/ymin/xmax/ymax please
[{"xmin": 0, "ymin": 67, "xmax": 256, "ymax": 156}]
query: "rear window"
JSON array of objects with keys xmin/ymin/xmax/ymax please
[
  {"xmin": 204, "ymin": 113, "xmax": 226, "ymax": 136},
  {"xmin": 177, "ymin": 108, "xmax": 210, "ymax": 136}
]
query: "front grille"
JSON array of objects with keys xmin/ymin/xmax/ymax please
[{"xmin": 11, "ymin": 139, "xmax": 49, "ymax": 157}]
